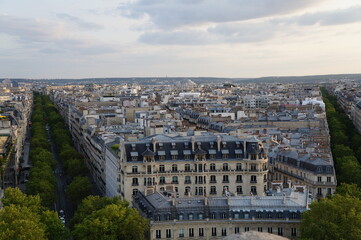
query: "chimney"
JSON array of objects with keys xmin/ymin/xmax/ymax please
[
  {"xmin": 152, "ymin": 137, "xmax": 157, "ymax": 152},
  {"xmin": 191, "ymin": 136, "xmax": 195, "ymax": 151},
  {"xmin": 217, "ymin": 135, "xmax": 221, "ymax": 151}
]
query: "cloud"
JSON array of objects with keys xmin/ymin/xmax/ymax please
[
  {"xmin": 278, "ymin": 5, "xmax": 361, "ymax": 26},
  {"xmin": 137, "ymin": 5, "xmax": 361, "ymax": 45},
  {"xmin": 57, "ymin": 13, "xmax": 104, "ymax": 30},
  {"xmin": 139, "ymin": 21, "xmax": 276, "ymax": 45},
  {"xmin": 120, "ymin": 0, "xmax": 318, "ymax": 29},
  {"xmin": 0, "ymin": 14, "xmax": 116, "ymax": 55}
]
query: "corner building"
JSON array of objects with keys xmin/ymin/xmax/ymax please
[{"xmin": 118, "ymin": 134, "xmax": 268, "ymax": 201}]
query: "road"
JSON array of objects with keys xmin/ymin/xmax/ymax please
[{"xmin": 46, "ymin": 123, "xmax": 75, "ymax": 225}]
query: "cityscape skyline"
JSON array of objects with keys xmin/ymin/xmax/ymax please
[{"xmin": 1, "ymin": 0, "xmax": 361, "ymax": 78}]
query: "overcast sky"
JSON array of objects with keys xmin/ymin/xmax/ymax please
[{"xmin": 1, "ymin": 0, "xmax": 361, "ymax": 78}]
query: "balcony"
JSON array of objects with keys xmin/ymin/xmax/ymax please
[
  {"xmin": 250, "ymin": 180, "xmax": 257, "ymax": 184},
  {"xmin": 210, "ymin": 180, "xmax": 217, "ymax": 183},
  {"xmin": 210, "ymin": 191, "xmax": 217, "ymax": 195},
  {"xmin": 184, "ymin": 180, "xmax": 191, "ymax": 184},
  {"xmin": 131, "ymin": 183, "xmax": 139, "ymax": 186},
  {"xmin": 171, "ymin": 181, "xmax": 179, "ymax": 184},
  {"xmin": 222, "ymin": 180, "xmax": 230, "ymax": 183},
  {"xmin": 236, "ymin": 180, "xmax": 243, "ymax": 183}
]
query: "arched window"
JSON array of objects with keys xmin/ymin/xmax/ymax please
[
  {"xmin": 210, "ymin": 163, "xmax": 216, "ymax": 171},
  {"xmin": 172, "ymin": 164, "xmax": 178, "ymax": 172}
]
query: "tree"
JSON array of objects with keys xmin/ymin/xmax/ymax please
[
  {"xmin": 337, "ymin": 157, "xmax": 361, "ymax": 185},
  {"xmin": 40, "ymin": 210, "xmax": 71, "ymax": 240},
  {"xmin": 63, "ymin": 158, "xmax": 87, "ymax": 179},
  {"xmin": 72, "ymin": 203, "xmax": 148, "ymax": 240},
  {"xmin": 332, "ymin": 144, "xmax": 354, "ymax": 159},
  {"xmin": 70, "ymin": 196, "xmax": 124, "ymax": 228},
  {"xmin": 336, "ymin": 183, "xmax": 361, "ymax": 199},
  {"xmin": 301, "ymin": 194, "xmax": 361, "ymax": 240},
  {"xmin": 67, "ymin": 177, "xmax": 92, "ymax": 205},
  {"xmin": 2, "ymin": 187, "xmax": 43, "ymax": 213},
  {"xmin": 0, "ymin": 205, "xmax": 46, "ymax": 240}
]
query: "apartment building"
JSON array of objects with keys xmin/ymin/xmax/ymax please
[
  {"xmin": 134, "ymin": 186, "xmax": 309, "ymax": 240},
  {"xmin": 118, "ymin": 134, "xmax": 268, "ymax": 201},
  {"xmin": 268, "ymin": 149, "xmax": 337, "ymax": 198}
]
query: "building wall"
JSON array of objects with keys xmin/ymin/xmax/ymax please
[{"xmin": 149, "ymin": 219, "xmax": 300, "ymax": 239}]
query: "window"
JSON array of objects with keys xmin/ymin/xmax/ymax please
[
  {"xmin": 166, "ymin": 229, "xmax": 172, "ymax": 238},
  {"xmin": 223, "ymin": 175, "xmax": 229, "ymax": 183},
  {"xmin": 210, "ymin": 212, "xmax": 216, "ymax": 219},
  {"xmin": 172, "ymin": 155, "xmax": 177, "ymax": 160},
  {"xmin": 237, "ymin": 186, "xmax": 243, "ymax": 194},
  {"xmin": 245, "ymin": 227, "xmax": 250, "ymax": 232},
  {"xmin": 198, "ymin": 213, "xmax": 203, "ymax": 219},
  {"xmin": 251, "ymin": 175, "xmax": 257, "ymax": 183},
  {"xmin": 291, "ymin": 228, "xmax": 297, "ymax": 237},
  {"xmin": 172, "ymin": 176, "xmax": 178, "ymax": 184},
  {"xmin": 328, "ymin": 188, "xmax": 332, "ymax": 195},
  {"xmin": 317, "ymin": 176, "xmax": 322, "ymax": 182},
  {"xmin": 223, "ymin": 154, "xmax": 229, "ymax": 159},
  {"xmin": 251, "ymin": 186, "xmax": 257, "ymax": 195},
  {"xmin": 156, "ymin": 230, "xmax": 161, "ymax": 239},
  {"xmin": 185, "ymin": 164, "xmax": 191, "ymax": 172},
  {"xmin": 159, "ymin": 165, "xmax": 165, "ymax": 172},
  {"xmin": 188, "ymin": 214, "xmax": 193, "ymax": 220},
  {"xmin": 236, "ymin": 175, "xmax": 242, "ymax": 183},
  {"xmin": 210, "ymin": 186, "xmax": 217, "ymax": 194},
  {"xmin": 185, "ymin": 186, "xmax": 191, "ymax": 195},
  {"xmin": 147, "ymin": 165, "xmax": 152, "ymax": 174},
  {"xmin": 210, "ymin": 163, "xmax": 216, "ymax": 171},
  {"xmin": 235, "ymin": 227, "xmax": 240, "ymax": 234},
  {"xmin": 317, "ymin": 187, "xmax": 322, "ymax": 196},
  {"xmin": 199, "ymin": 228, "xmax": 204, "ymax": 237},
  {"xmin": 178, "ymin": 214, "xmax": 184, "ymax": 220},
  {"xmin": 132, "ymin": 189, "xmax": 138, "ymax": 195},
  {"xmin": 159, "ymin": 176, "xmax": 165, "ymax": 184},
  {"xmin": 179, "ymin": 229, "xmax": 184, "ymax": 238},
  {"xmin": 268, "ymin": 227, "xmax": 272, "ymax": 233},
  {"xmin": 277, "ymin": 212, "xmax": 283, "ymax": 219},
  {"xmin": 221, "ymin": 212, "xmax": 227, "ymax": 219},
  {"xmin": 317, "ymin": 166, "xmax": 322, "ymax": 172},
  {"xmin": 250, "ymin": 164, "xmax": 257, "ymax": 171},
  {"xmin": 326, "ymin": 166, "xmax": 331, "ymax": 172},
  {"xmin": 185, "ymin": 176, "xmax": 191, "ymax": 184},
  {"xmin": 327, "ymin": 177, "xmax": 331, "ymax": 182},
  {"xmin": 222, "ymin": 228, "xmax": 227, "ymax": 236},
  {"xmin": 212, "ymin": 227, "xmax": 217, "ymax": 236},
  {"xmin": 258, "ymin": 227, "xmax": 262, "ymax": 232},
  {"xmin": 278, "ymin": 228, "xmax": 283, "ymax": 236},
  {"xmin": 132, "ymin": 166, "xmax": 138, "ymax": 173},
  {"xmin": 210, "ymin": 175, "xmax": 216, "ymax": 183},
  {"xmin": 189, "ymin": 228, "xmax": 194, "ymax": 237},
  {"xmin": 234, "ymin": 213, "xmax": 239, "ymax": 219},
  {"xmin": 250, "ymin": 154, "xmax": 256, "ymax": 160},
  {"xmin": 132, "ymin": 156, "xmax": 137, "ymax": 161},
  {"xmin": 132, "ymin": 178, "xmax": 138, "ymax": 186},
  {"xmin": 236, "ymin": 163, "xmax": 242, "ymax": 170},
  {"xmin": 210, "ymin": 154, "xmax": 216, "ymax": 159},
  {"xmin": 223, "ymin": 163, "xmax": 229, "ymax": 171},
  {"xmin": 172, "ymin": 164, "xmax": 178, "ymax": 172}
]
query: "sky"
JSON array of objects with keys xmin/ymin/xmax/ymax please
[{"xmin": 1, "ymin": 0, "xmax": 361, "ymax": 78}]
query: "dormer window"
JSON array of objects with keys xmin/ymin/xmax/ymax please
[
  {"xmin": 131, "ymin": 144, "xmax": 136, "ymax": 151},
  {"xmin": 172, "ymin": 142, "xmax": 176, "ymax": 149},
  {"xmin": 210, "ymin": 142, "xmax": 214, "ymax": 148},
  {"xmin": 159, "ymin": 143, "xmax": 163, "ymax": 150},
  {"xmin": 184, "ymin": 142, "xmax": 189, "ymax": 148}
]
